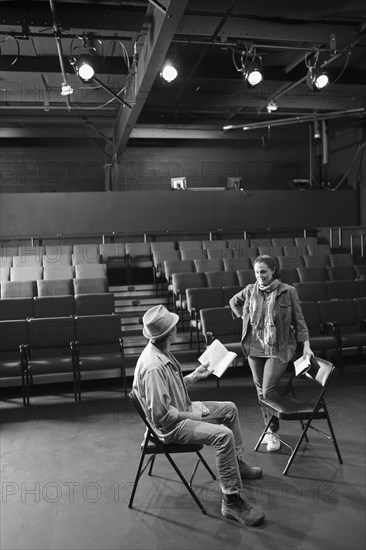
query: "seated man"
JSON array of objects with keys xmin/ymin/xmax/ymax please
[{"xmin": 133, "ymin": 304, "xmax": 265, "ymax": 527}]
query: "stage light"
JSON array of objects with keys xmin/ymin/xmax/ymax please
[
  {"xmin": 75, "ymin": 55, "xmax": 95, "ymax": 81},
  {"xmin": 243, "ymin": 61, "xmax": 263, "ymax": 87},
  {"xmin": 306, "ymin": 67, "xmax": 329, "ymax": 91},
  {"xmin": 160, "ymin": 59, "xmax": 179, "ymax": 83}
]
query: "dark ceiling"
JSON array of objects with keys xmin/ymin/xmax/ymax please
[{"xmin": 1, "ymin": 0, "xmax": 366, "ymax": 157}]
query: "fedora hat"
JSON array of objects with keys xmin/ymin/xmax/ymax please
[{"xmin": 142, "ymin": 305, "xmax": 179, "ymax": 342}]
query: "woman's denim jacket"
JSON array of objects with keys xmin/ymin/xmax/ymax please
[{"xmin": 229, "ymin": 282, "xmax": 309, "ymax": 364}]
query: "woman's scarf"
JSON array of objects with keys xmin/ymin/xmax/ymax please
[{"xmin": 249, "ymin": 279, "xmax": 280, "ymax": 351}]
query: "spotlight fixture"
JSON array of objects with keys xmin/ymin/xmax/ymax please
[
  {"xmin": 306, "ymin": 67, "xmax": 329, "ymax": 90},
  {"xmin": 305, "ymin": 49, "xmax": 330, "ymax": 91},
  {"xmin": 74, "ymin": 54, "xmax": 95, "ymax": 81},
  {"xmin": 160, "ymin": 58, "xmax": 179, "ymax": 83},
  {"xmin": 233, "ymin": 46, "xmax": 263, "ymax": 88},
  {"xmin": 61, "ymin": 82, "xmax": 73, "ymax": 96},
  {"xmin": 266, "ymin": 100, "xmax": 278, "ymax": 112}
]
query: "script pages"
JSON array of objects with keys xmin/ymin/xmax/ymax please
[{"xmin": 198, "ymin": 339, "xmax": 238, "ymax": 378}]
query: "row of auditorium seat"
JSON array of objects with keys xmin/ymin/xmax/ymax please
[
  {"xmin": 0, "ymin": 292, "xmax": 115, "ymax": 320},
  {"xmin": 0, "ymin": 237, "xmax": 322, "ymax": 259},
  {"xmin": 182, "ymin": 282, "xmax": 366, "ymax": 351},
  {"xmin": 198, "ymin": 298, "xmax": 365, "ymax": 373},
  {"xmin": 0, "ymin": 264, "xmax": 107, "ymax": 282},
  {"xmin": 0, "ymin": 277, "xmax": 109, "ymax": 299},
  {"xmin": 0, "ymin": 312, "xmax": 126, "ymax": 406}
]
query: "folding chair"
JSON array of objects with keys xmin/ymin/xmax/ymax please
[
  {"xmin": 186, "ymin": 287, "xmax": 224, "ymax": 352},
  {"xmin": 128, "ymin": 390, "xmax": 216, "ymax": 515},
  {"xmin": 254, "ymin": 357, "xmax": 343, "ymax": 475}
]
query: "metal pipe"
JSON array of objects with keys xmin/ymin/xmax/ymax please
[
  {"xmin": 49, "ymin": 0, "xmax": 72, "ymax": 106},
  {"xmin": 309, "ymin": 124, "xmax": 312, "ymax": 187}
]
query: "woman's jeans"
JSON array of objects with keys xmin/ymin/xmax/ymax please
[
  {"xmin": 248, "ymin": 356, "xmax": 289, "ymax": 433},
  {"xmin": 173, "ymin": 401, "xmax": 244, "ymax": 495}
]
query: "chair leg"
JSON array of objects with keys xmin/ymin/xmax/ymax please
[
  {"xmin": 128, "ymin": 450, "xmax": 149, "ymax": 509},
  {"xmin": 323, "ymin": 403, "xmax": 343, "ymax": 464},
  {"xmin": 195, "ymin": 451, "xmax": 216, "ymax": 481},
  {"xmin": 283, "ymin": 416, "xmax": 315, "ymax": 475},
  {"xmin": 161, "ymin": 450, "xmax": 207, "ymax": 514},
  {"xmin": 254, "ymin": 417, "xmax": 272, "ymax": 451},
  {"xmin": 148, "ymin": 454, "xmax": 156, "ymax": 475}
]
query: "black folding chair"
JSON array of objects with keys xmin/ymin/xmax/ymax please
[
  {"xmin": 128, "ymin": 390, "xmax": 216, "ymax": 515},
  {"xmin": 254, "ymin": 357, "xmax": 343, "ymax": 475}
]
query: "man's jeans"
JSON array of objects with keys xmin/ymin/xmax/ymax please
[{"xmin": 173, "ymin": 401, "xmax": 243, "ymax": 494}]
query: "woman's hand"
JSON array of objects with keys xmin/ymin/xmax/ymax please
[{"xmin": 302, "ymin": 340, "xmax": 314, "ymax": 360}]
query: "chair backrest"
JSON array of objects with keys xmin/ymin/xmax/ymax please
[
  {"xmin": 258, "ymin": 245, "xmax": 284, "ymax": 258},
  {"xmin": 74, "ymin": 264, "xmax": 107, "ymax": 279},
  {"xmin": 125, "ymin": 242, "xmax": 152, "ymax": 259},
  {"xmin": 202, "ymin": 240, "xmax": 228, "ymax": 252},
  {"xmin": 186, "ymin": 287, "xmax": 224, "ymax": 313},
  {"xmin": 13, "ymin": 255, "xmax": 42, "ymax": 267},
  {"xmin": 150, "ymin": 241, "xmax": 176, "ymax": 253},
  {"xmin": 353, "ymin": 297, "xmax": 366, "ymax": 326},
  {"xmin": 37, "ymin": 279, "xmax": 74, "ymax": 296},
  {"xmin": 250, "ymin": 238, "xmax": 272, "ymax": 247},
  {"xmin": 18, "ymin": 245, "xmax": 43, "ymax": 263},
  {"xmin": 307, "ymin": 244, "xmax": 331, "ymax": 256},
  {"xmin": 226, "ymin": 239, "xmax": 250, "ymax": 251},
  {"xmin": 0, "ymin": 297, "xmax": 34, "ymax": 320},
  {"xmin": 326, "ymin": 266, "xmax": 357, "ymax": 281},
  {"xmin": 304, "ymin": 357, "xmax": 334, "ymax": 387},
  {"xmin": 177, "ymin": 240, "xmax": 203, "ymax": 250},
  {"xmin": 164, "ymin": 260, "xmax": 195, "ymax": 282},
  {"xmin": 33, "ymin": 295, "xmax": 75, "ymax": 318},
  {"xmin": 200, "ymin": 306, "xmax": 242, "ymax": 343},
  {"xmin": 302, "ymin": 254, "xmax": 330, "ymax": 268},
  {"xmin": 129, "ymin": 389, "xmax": 159, "ymax": 443},
  {"xmin": 0, "ymin": 267, "xmax": 10, "ymax": 281},
  {"xmin": 27, "ymin": 316, "xmax": 76, "ymax": 350},
  {"xmin": 171, "ymin": 272, "xmax": 207, "ymax": 295},
  {"xmin": 325, "ymin": 280, "xmax": 361, "ymax": 300},
  {"xmin": 222, "ymin": 286, "xmax": 243, "ymax": 304},
  {"xmin": 99, "ymin": 243, "xmax": 127, "ymax": 262},
  {"xmin": 294, "ymin": 237, "xmax": 318, "ymax": 248},
  {"xmin": 297, "ymin": 267, "xmax": 329, "ymax": 283},
  {"xmin": 318, "ymin": 299, "xmax": 359, "ymax": 331},
  {"xmin": 74, "ymin": 293, "xmax": 115, "ymax": 316},
  {"xmin": 236, "ymin": 269, "xmax": 256, "ymax": 286},
  {"xmin": 279, "ymin": 269, "xmax": 300, "ymax": 286},
  {"xmin": 43, "ymin": 265, "xmax": 74, "ymax": 280},
  {"xmin": 74, "ymin": 314, "xmax": 122, "ymax": 354},
  {"xmin": 294, "ymin": 282, "xmax": 329, "ymax": 302},
  {"xmin": 277, "ymin": 255, "xmax": 304, "ymax": 270},
  {"xmin": 0, "ymin": 256, "xmax": 13, "ymax": 269},
  {"xmin": 44, "ymin": 244, "xmax": 72, "ymax": 263},
  {"xmin": 42, "ymin": 254, "xmax": 71, "ymax": 267},
  {"xmin": 205, "ymin": 270, "xmax": 238, "ymax": 288},
  {"xmin": 180, "ymin": 248, "xmax": 207, "ymax": 261},
  {"xmin": 0, "ymin": 319, "xmax": 28, "ymax": 353},
  {"xmin": 73, "ymin": 277, "xmax": 109, "ymax": 294},
  {"xmin": 152, "ymin": 249, "xmax": 181, "ymax": 268},
  {"xmin": 10, "ymin": 266, "xmax": 43, "ymax": 282},
  {"xmin": 271, "ymin": 237, "xmax": 295, "ymax": 247},
  {"xmin": 1, "ymin": 281, "xmax": 37, "ymax": 299},
  {"xmin": 194, "ymin": 259, "xmax": 223, "ymax": 273},
  {"xmin": 72, "ymin": 244, "xmax": 101, "ymax": 264},
  {"xmin": 328, "ymin": 253, "xmax": 355, "ymax": 267},
  {"xmin": 283, "ymin": 245, "xmax": 305, "ymax": 259},
  {"xmin": 223, "ymin": 257, "xmax": 252, "ymax": 271},
  {"xmin": 207, "ymin": 247, "xmax": 234, "ymax": 260},
  {"xmin": 299, "ymin": 301, "xmax": 322, "ymax": 334}
]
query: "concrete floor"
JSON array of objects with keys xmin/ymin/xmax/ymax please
[{"xmin": 1, "ymin": 360, "xmax": 365, "ymax": 550}]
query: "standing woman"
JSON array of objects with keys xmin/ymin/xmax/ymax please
[{"xmin": 229, "ymin": 255, "xmax": 313, "ymax": 452}]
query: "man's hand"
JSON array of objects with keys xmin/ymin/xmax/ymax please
[{"xmin": 194, "ymin": 361, "xmax": 211, "ymax": 379}]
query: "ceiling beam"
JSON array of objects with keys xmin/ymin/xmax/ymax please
[
  {"xmin": 113, "ymin": 0, "xmax": 189, "ymax": 160},
  {"xmin": 0, "ymin": 55, "xmax": 131, "ymax": 74},
  {"xmin": 178, "ymin": 16, "xmax": 359, "ymax": 47}
]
